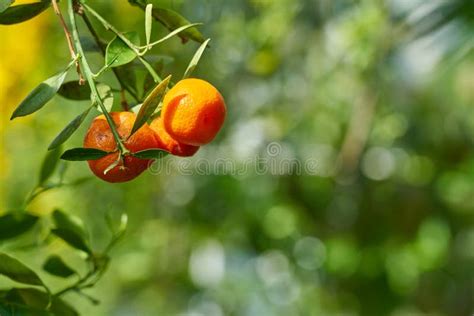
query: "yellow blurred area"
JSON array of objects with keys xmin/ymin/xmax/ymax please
[{"xmin": 0, "ymin": 0, "xmax": 48, "ymax": 207}]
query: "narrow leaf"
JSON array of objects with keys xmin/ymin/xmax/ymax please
[
  {"xmin": 58, "ymin": 81, "xmax": 91, "ymax": 100},
  {"xmin": 61, "ymin": 148, "xmax": 109, "ymax": 161},
  {"xmin": 0, "ymin": 213, "xmax": 38, "ymax": 241},
  {"xmin": 52, "ymin": 209, "xmax": 87, "ymax": 240},
  {"xmin": 48, "ymin": 107, "xmax": 92, "ymax": 150},
  {"xmin": 94, "ymin": 83, "xmax": 114, "ymax": 113},
  {"xmin": 0, "ymin": 253, "xmax": 44, "ymax": 286},
  {"xmin": 43, "ymin": 255, "xmax": 76, "ymax": 278},
  {"xmin": 11, "ymin": 70, "xmax": 68, "ymax": 119},
  {"xmin": 39, "ymin": 146, "xmax": 62, "ymax": 184},
  {"xmin": 183, "ymin": 38, "xmax": 211, "ymax": 79},
  {"xmin": 0, "ymin": 2, "xmax": 50, "ymax": 25},
  {"xmin": 132, "ymin": 149, "xmax": 169, "ymax": 159},
  {"xmin": 130, "ymin": 75, "xmax": 171, "ymax": 136},
  {"xmin": 0, "ymin": 0, "xmax": 13, "ymax": 13},
  {"xmin": 105, "ymin": 32, "xmax": 140, "ymax": 67},
  {"xmin": 145, "ymin": 3, "xmax": 153, "ymax": 46},
  {"xmin": 51, "ymin": 229, "xmax": 91, "ymax": 254},
  {"xmin": 150, "ymin": 7, "xmax": 205, "ymax": 44}
]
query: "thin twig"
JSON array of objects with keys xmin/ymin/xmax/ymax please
[
  {"xmin": 81, "ymin": 12, "xmax": 141, "ymax": 104},
  {"xmin": 68, "ymin": 0, "xmax": 129, "ymax": 155},
  {"xmin": 51, "ymin": 0, "xmax": 84, "ymax": 84}
]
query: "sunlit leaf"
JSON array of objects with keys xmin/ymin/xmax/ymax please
[
  {"xmin": 93, "ymin": 83, "xmax": 114, "ymax": 113},
  {"xmin": 105, "ymin": 31, "xmax": 140, "ymax": 67},
  {"xmin": 150, "ymin": 7, "xmax": 205, "ymax": 44},
  {"xmin": 58, "ymin": 81, "xmax": 92, "ymax": 100},
  {"xmin": 0, "ymin": 0, "xmax": 14, "ymax": 14},
  {"xmin": 183, "ymin": 38, "xmax": 211, "ymax": 79},
  {"xmin": 130, "ymin": 75, "xmax": 171, "ymax": 136},
  {"xmin": 43, "ymin": 255, "xmax": 76, "ymax": 278},
  {"xmin": 0, "ymin": 213, "xmax": 38, "ymax": 241},
  {"xmin": 10, "ymin": 70, "xmax": 68, "ymax": 119},
  {"xmin": 0, "ymin": 1, "xmax": 50, "ymax": 25},
  {"xmin": 39, "ymin": 146, "xmax": 62, "ymax": 184},
  {"xmin": 0, "ymin": 253, "xmax": 44, "ymax": 286},
  {"xmin": 48, "ymin": 107, "xmax": 92, "ymax": 150},
  {"xmin": 145, "ymin": 3, "xmax": 153, "ymax": 46},
  {"xmin": 132, "ymin": 149, "xmax": 169, "ymax": 159},
  {"xmin": 60, "ymin": 148, "xmax": 109, "ymax": 161}
]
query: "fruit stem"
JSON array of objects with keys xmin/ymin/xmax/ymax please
[{"xmin": 68, "ymin": 0, "xmax": 129, "ymax": 155}]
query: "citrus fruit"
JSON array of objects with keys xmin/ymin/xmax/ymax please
[
  {"xmin": 161, "ymin": 78, "xmax": 226, "ymax": 146},
  {"xmin": 83, "ymin": 111, "xmax": 160, "ymax": 183},
  {"xmin": 150, "ymin": 116, "xmax": 199, "ymax": 157}
]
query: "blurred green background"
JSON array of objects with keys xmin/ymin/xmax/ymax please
[{"xmin": 1, "ymin": 0, "xmax": 473, "ymax": 315}]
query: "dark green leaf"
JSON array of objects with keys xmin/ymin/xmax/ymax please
[
  {"xmin": 57, "ymin": 81, "xmax": 92, "ymax": 100},
  {"xmin": 6, "ymin": 288, "xmax": 78, "ymax": 316},
  {"xmin": 48, "ymin": 107, "xmax": 92, "ymax": 150},
  {"xmin": 43, "ymin": 255, "xmax": 76, "ymax": 278},
  {"xmin": 94, "ymin": 83, "xmax": 114, "ymax": 113},
  {"xmin": 105, "ymin": 32, "xmax": 140, "ymax": 67},
  {"xmin": 52, "ymin": 209, "xmax": 87, "ymax": 241},
  {"xmin": 51, "ymin": 210, "xmax": 91, "ymax": 253},
  {"xmin": 80, "ymin": 36, "xmax": 103, "ymax": 53},
  {"xmin": 151, "ymin": 8, "xmax": 205, "ymax": 44},
  {"xmin": 39, "ymin": 146, "xmax": 62, "ymax": 184},
  {"xmin": 0, "ymin": 2, "xmax": 50, "ymax": 25},
  {"xmin": 10, "ymin": 70, "xmax": 68, "ymax": 119},
  {"xmin": 0, "ymin": 213, "xmax": 38, "ymax": 241},
  {"xmin": 115, "ymin": 64, "xmax": 138, "ymax": 96},
  {"xmin": 130, "ymin": 75, "xmax": 171, "ymax": 136},
  {"xmin": 132, "ymin": 149, "xmax": 169, "ymax": 159},
  {"xmin": 183, "ymin": 38, "xmax": 211, "ymax": 79},
  {"xmin": 51, "ymin": 229, "xmax": 92, "ymax": 254},
  {"xmin": 0, "ymin": 253, "xmax": 44, "ymax": 286},
  {"xmin": 0, "ymin": 0, "xmax": 14, "ymax": 14},
  {"xmin": 60, "ymin": 148, "xmax": 109, "ymax": 161},
  {"xmin": 0, "ymin": 302, "xmax": 53, "ymax": 316}
]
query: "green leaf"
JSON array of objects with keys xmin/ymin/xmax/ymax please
[
  {"xmin": 43, "ymin": 255, "xmax": 76, "ymax": 278},
  {"xmin": 105, "ymin": 31, "xmax": 140, "ymax": 68},
  {"xmin": 0, "ymin": 253, "xmax": 44, "ymax": 286},
  {"xmin": 94, "ymin": 83, "xmax": 114, "ymax": 113},
  {"xmin": 6, "ymin": 288, "xmax": 78, "ymax": 316},
  {"xmin": 48, "ymin": 107, "xmax": 92, "ymax": 150},
  {"xmin": 52, "ymin": 209, "xmax": 88, "ymax": 241},
  {"xmin": 0, "ymin": 0, "xmax": 14, "ymax": 14},
  {"xmin": 51, "ymin": 229, "xmax": 91, "ymax": 254},
  {"xmin": 10, "ymin": 70, "xmax": 68, "ymax": 119},
  {"xmin": 132, "ymin": 149, "xmax": 169, "ymax": 159},
  {"xmin": 0, "ymin": 213, "xmax": 38, "ymax": 241},
  {"xmin": 57, "ymin": 81, "xmax": 92, "ymax": 100},
  {"xmin": 115, "ymin": 64, "xmax": 138, "ymax": 96},
  {"xmin": 145, "ymin": 3, "xmax": 153, "ymax": 46},
  {"xmin": 51, "ymin": 210, "xmax": 91, "ymax": 253},
  {"xmin": 151, "ymin": 7, "xmax": 205, "ymax": 44},
  {"xmin": 130, "ymin": 75, "xmax": 171, "ymax": 136},
  {"xmin": 183, "ymin": 38, "xmax": 211, "ymax": 79},
  {"xmin": 60, "ymin": 148, "xmax": 110, "ymax": 161},
  {"xmin": 39, "ymin": 146, "xmax": 62, "ymax": 184},
  {"xmin": 0, "ymin": 1, "xmax": 50, "ymax": 25}
]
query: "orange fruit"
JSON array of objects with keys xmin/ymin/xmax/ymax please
[
  {"xmin": 150, "ymin": 116, "xmax": 199, "ymax": 157},
  {"xmin": 83, "ymin": 112, "xmax": 160, "ymax": 183},
  {"xmin": 161, "ymin": 78, "xmax": 226, "ymax": 146}
]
